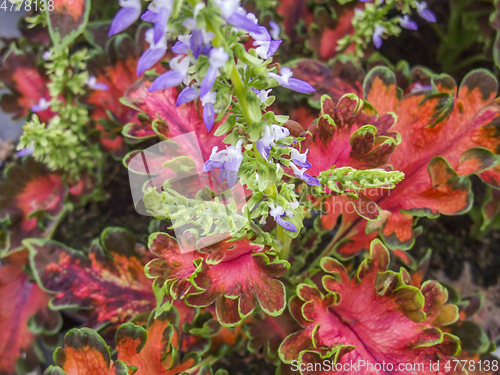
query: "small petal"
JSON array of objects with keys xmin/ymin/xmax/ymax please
[
  {"xmin": 418, "ymin": 9, "xmax": 436, "ymax": 22},
  {"xmin": 282, "ymin": 78, "xmax": 315, "ymax": 93},
  {"xmin": 269, "ymin": 21, "xmax": 280, "ymax": 40},
  {"xmin": 300, "ymin": 172, "xmax": 320, "ymax": 186},
  {"xmin": 149, "ymin": 71, "xmax": 184, "ymax": 92},
  {"xmin": 227, "ymin": 12, "xmax": 262, "ymax": 33},
  {"xmin": 92, "ymin": 82, "xmax": 110, "ymax": 91},
  {"xmin": 202, "ymin": 159, "xmax": 225, "ymax": 172},
  {"xmin": 275, "ymin": 215, "xmax": 297, "ymax": 231},
  {"xmin": 176, "ymin": 87, "xmax": 199, "ymax": 106},
  {"xmin": 256, "ymin": 139, "xmax": 271, "ymax": 160},
  {"xmin": 190, "ymin": 29, "xmax": 204, "ymax": 59},
  {"xmin": 154, "ymin": 6, "xmax": 170, "ymax": 44},
  {"xmin": 137, "ymin": 47, "xmax": 166, "ymax": 76},
  {"xmin": 203, "ymin": 103, "xmax": 215, "ymax": 132},
  {"xmin": 199, "ymin": 66, "xmax": 218, "ymax": 97},
  {"xmin": 109, "ymin": 7, "xmax": 142, "ymax": 36},
  {"xmin": 250, "ymin": 26, "xmax": 271, "ymax": 41},
  {"xmin": 226, "ymin": 169, "xmax": 238, "ymax": 189},
  {"xmin": 141, "ymin": 9, "xmax": 158, "ymax": 23},
  {"xmin": 399, "ymin": 15, "xmax": 418, "ymax": 30},
  {"xmin": 17, "ymin": 146, "xmax": 34, "ymax": 157},
  {"xmin": 172, "ymin": 41, "xmax": 189, "ymax": 54}
]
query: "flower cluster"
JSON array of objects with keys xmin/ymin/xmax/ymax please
[
  {"xmin": 109, "ymin": 0, "xmax": 318, "ymax": 240},
  {"xmin": 338, "ymin": 0, "xmax": 437, "ymax": 54}
]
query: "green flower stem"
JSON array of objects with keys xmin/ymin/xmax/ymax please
[
  {"xmin": 207, "ymin": 18, "xmax": 257, "ymax": 125},
  {"xmin": 207, "ymin": 17, "xmax": 291, "ymax": 261}
]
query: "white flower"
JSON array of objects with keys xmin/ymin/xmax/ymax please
[
  {"xmin": 209, "ymin": 47, "xmax": 229, "ymax": 69},
  {"xmin": 271, "ymin": 124, "xmax": 290, "ymax": 141},
  {"xmin": 200, "ymin": 92, "xmax": 216, "ymax": 106},
  {"xmin": 257, "ymin": 89, "xmax": 272, "ymax": 103}
]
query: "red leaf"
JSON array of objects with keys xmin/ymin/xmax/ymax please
[
  {"xmin": 279, "ymin": 240, "xmax": 461, "ymax": 374},
  {"xmin": 46, "ymin": 328, "xmax": 130, "ymax": 375},
  {"xmin": 122, "ymin": 79, "xmax": 224, "ymax": 161},
  {"xmin": 0, "ymin": 251, "xmax": 60, "ymax": 374},
  {"xmin": 26, "ymin": 227, "xmax": 155, "ymax": 328},
  {"xmin": 0, "ymin": 49, "xmax": 55, "ymax": 122},
  {"xmin": 116, "ymin": 311, "xmax": 199, "ymax": 375},
  {"xmin": 46, "ymin": 0, "xmax": 90, "ymax": 49},
  {"xmin": 302, "ymin": 94, "xmax": 398, "ymax": 176},
  {"xmin": 48, "ymin": 309, "xmax": 203, "ymax": 375},
  {"xmin": 0, "ymin": 158, "xmax": 67, "ymax": 255},
  {"xmin": 146, "ymin": 233, "xmax": 289, "ymax": 326},
  {"xmin": 323, "ymin": 66, "xmax": 500, "ymax": 257},
  {"xmin": 290, "ymin": 59, "xmax": 364, "ymax": 105}
]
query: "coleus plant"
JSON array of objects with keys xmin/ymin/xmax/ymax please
[{"xmin": 0, "ymin": 0, "xmax": 499, "ymax": 374}]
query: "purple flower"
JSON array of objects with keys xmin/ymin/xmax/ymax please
[
  {"xmin": 290, "ymin": 148, "xmax": 311, "ymax": 169},
  {"xmin": 172, "ymin": 34, "xmax": 191, "ymax": 54},
  {"xmin": 199, "ymin": 47, "xmax": 228, "ymax": 97},
  {"xmin": 398, "ymin": 15, "xmax": 418, "ymax": 30},
  {"xmin": 214, "ymin": 0, "xmax": 261, "ymax": 33},
  {"xmin": 410, "ymin": 82, "xmax": 432, "ymax": 93},
  {"xmin": 256, "ymin": 40, "xmax": 281, "ymax": 59},
  {"xmin": 149, "ymin": 56, "xmax": 190, "ymax": 92},
  {"xmin": 137, "ymin": 28, "xmax": 167, "ymax": 76},
  {"xmin": 109, "ymin": 0, "xmax": 142, "ymax": 37},
  {"xmin": 269, "ymin": 204, "xmax": 296, "ymax": 232},
  {"xmin": 31, "ymin": 98, "xmax": 50, "ymax": 112},
  {"xmin": 256, "ymin": 125, "xmax": 274, "ymax": 160},
  {"xmin": 416, "ymin": 1, "xmax": 436, "ymax": 22},
  {"xmin": 256, "ymin": 124, "xmax": 290, "ymax": 160},
  {"xmin": 85, "ymin": 76, "xmax": 109, "ymax": 91},
  {"xmin": 142, "ymin": 0, "xmax": 174, "ymax": 44},
  {"xmin": 176, "ymin": 86, "xmax": 200, "ymax": 106},
  {"xmin": 190, "ymin": 29, "xmax": 204, "ymax": 59},
  {"xmin": 202, "ymin": 139, "xmax": 243, "ymax": 189},
  {"xmin": 372, "ymin": 24, "xmax": 385, "ymax": 49},
  {"xmin": 290, "ymin": 162, "xmax": 320, "ymax": 186},
  {"xmin": 201, "ymin": 92, "xmax": 216, "ymax": 132},
  {"xmin": 268, "ymin": 67, "xmax": 314, "ymax": 93},
  {"xmin": 141, "ymin": 9, "xmax": 158, "ymax": 23},
  {"xmin": 42, "ymin": 51, "xmax": 52, "ymax": 61},
  {"xmin": 17, "ymin": 146, "xmax": 34, "ymax": 157},
  {"xmin": 269, "ymin": 21, "xmax": 280, "ymax": 40}
]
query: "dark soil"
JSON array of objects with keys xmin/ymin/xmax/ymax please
[{"xmin": 53, "ymin": 156, "xmax": 154, "ymax": 250}]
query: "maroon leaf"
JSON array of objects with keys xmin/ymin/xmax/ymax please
[{"xmin": 26, "ymin": 227, "xmax": 155, "ymax": 329}]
